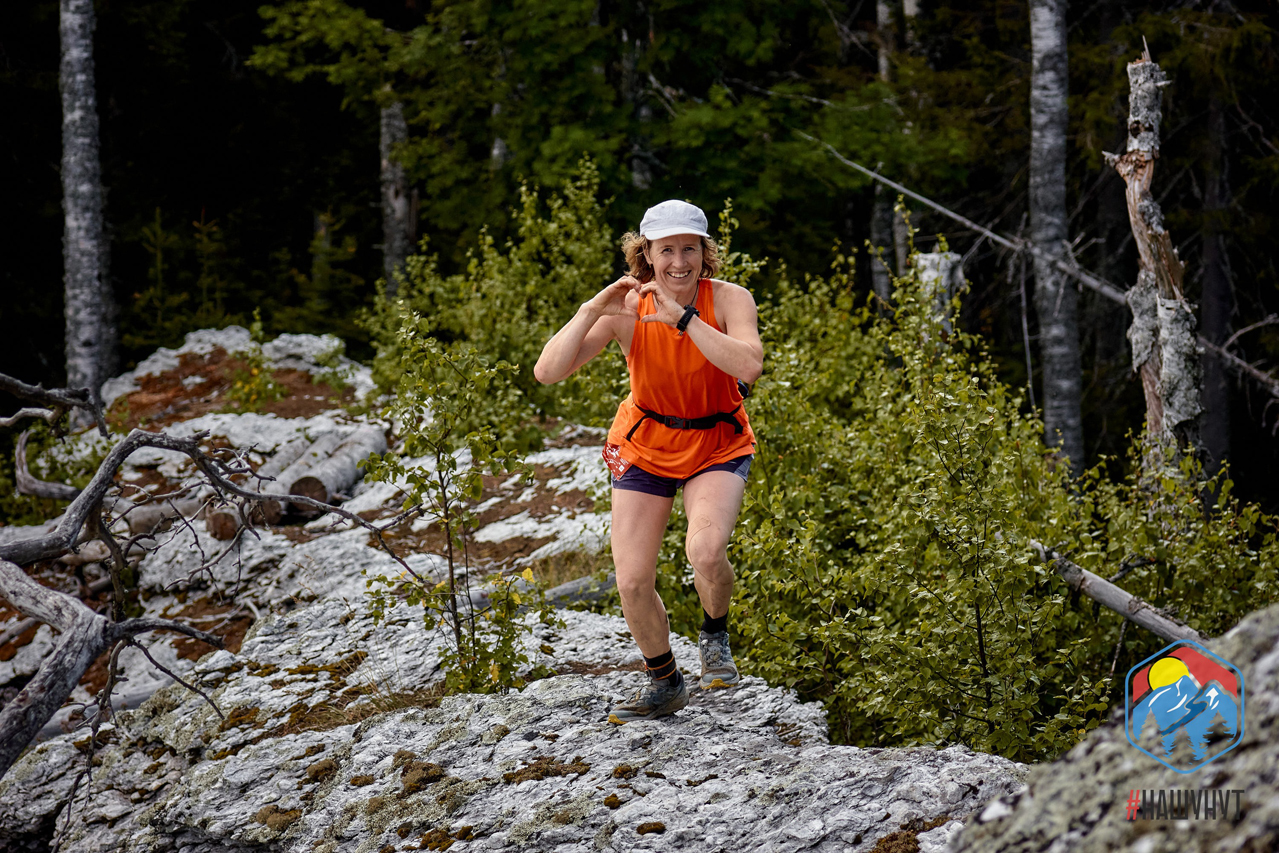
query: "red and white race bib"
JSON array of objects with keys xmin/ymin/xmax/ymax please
[{"xmin": 601, "ymin": 443, "xmax": 632, "ymax": 480}]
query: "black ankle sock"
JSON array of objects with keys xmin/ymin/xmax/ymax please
[
  {"xmin": 702, "ymin": 609, "xmax": 728, "ymax": 635},
  {"xmin": 643, "ymin": 649, "xmax": 678, "ymax": 683}
]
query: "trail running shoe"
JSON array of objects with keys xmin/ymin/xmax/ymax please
[
  {"xmin": 698, "ymin": 630, "xmax": 740, "ymax": 690},
  {"xmin": 608, "ymin": 670, "xmax": 689, "ymax": 724}
]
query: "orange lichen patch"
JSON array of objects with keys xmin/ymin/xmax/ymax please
[
  {"xmin": 107, "ymin": 348, "xmax": 352, "ymax": 431},
  {"xmin": 276, "ymin": 525, "xmax": 332, "ymax": 545},
  {"xmin": 166, "ymin": 597, "xmax": 253, "ymax": 660},
  {"xmin": 116, "ymin": 466, "xmax": 187, "ymax": 500},
  {"xmin": 0, "ymin": 618, "xmax": 40, "ymax": 663}
]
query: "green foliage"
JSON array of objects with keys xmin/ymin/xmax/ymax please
[
  {"xmin": 224, "ymin": 310, "xmax": 286, "ymax": 412},
  {"xmin": 362, "ymin": 312, "xmax": 559, "ymax": 694},
  {"xmin": 646, "ymin": 239, "xmax": 1279, "ymax": 762},
  {"xmin": 364, "ymin": 160, "xmax": 625, "ymax": 434}
]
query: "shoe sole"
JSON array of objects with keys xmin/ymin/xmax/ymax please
[{"xmin": 700, "ymin": 674, "xmax": 740, "ymax": 690}]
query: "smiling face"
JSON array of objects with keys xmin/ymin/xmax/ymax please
[{"xmin": 649, "ymin": 234, "xmax": 704, "ymax": 292}]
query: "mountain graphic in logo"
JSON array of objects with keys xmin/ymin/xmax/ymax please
[{"xmin": 1126, "ymin": 640, "xmax": 1245, "ymax": 773}]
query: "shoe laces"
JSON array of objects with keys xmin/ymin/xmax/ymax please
[{"xmin": 702, "ymin": 633, "xmax": 731, "ymax": 667}]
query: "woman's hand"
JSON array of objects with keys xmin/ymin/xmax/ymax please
[
  {"xmin": 586, "ymin": 276, "xmax": 642, "ymax": 318},
  {"xmin": 638, "ymin": 283, "xmax": 685, "ymax": 327}
]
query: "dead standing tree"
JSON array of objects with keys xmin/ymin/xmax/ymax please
[
  {"xmin": 0, "ymin": 374, "xmax": 420, "ymax": 781},
  {"xmin": 1105, "ymin": 50, "xmax": 1204, "ymax": 459}
]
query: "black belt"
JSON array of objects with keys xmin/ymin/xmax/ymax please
[{"xmin": 625, "ymin": 404, "xmax": 744, "ymax": 442}]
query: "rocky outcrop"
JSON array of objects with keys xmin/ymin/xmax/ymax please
[
  {"xmin": 953, "ymin": 602, "xmax": 1279, "ymax": 853},
  {"xmin": 0, "ymin": 601, "xmax": 1024, "ymax": 852}
]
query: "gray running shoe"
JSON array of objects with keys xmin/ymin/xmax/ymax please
[
  {"xmin": 608, "ymin": 670, "xmax": 688, "ymax": 724},
  {"xmin": 698, "ymin": 630, "xmax": 740, "ymax": 690}
]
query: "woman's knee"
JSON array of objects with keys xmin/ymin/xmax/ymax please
[
  {"xmin": 685, "ymin": 526, "xmax": 729, "ymax": 575},
  {"xmin": 616, "ymin": 573, "xmax": 655, "ymax": 604}
]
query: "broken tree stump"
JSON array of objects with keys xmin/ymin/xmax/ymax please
[{"xmin": 1104, "ymin": 52, "xmax": 1203, "ymax": 453}]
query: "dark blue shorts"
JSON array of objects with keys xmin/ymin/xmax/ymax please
[{"xmin": 611, "ymin": 454, "xmax": 753, "ymax": 498}]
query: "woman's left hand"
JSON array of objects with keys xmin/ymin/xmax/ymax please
[{"xmin": 639, "ymin": 284, "xmax": 689, "ymax": 327}]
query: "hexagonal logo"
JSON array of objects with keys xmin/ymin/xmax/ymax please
[{"xmin": 1126, "ymin": 640, "xmax": 1244, "ymax": 774}]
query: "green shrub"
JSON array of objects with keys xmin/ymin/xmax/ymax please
[
  {"xmin": 362, "ymin": 311, "xmax": 560, "ymax": 694},
  {"xmin": 363, "ymin": 159, "xmax": 626, "ymax": 439},
  {"xmin": 360, "ymin": 173, "xmax": 1279, "ymax": 761},
  {"xmin": 224, "ymin": 310, "xmax": 286, "ymax": 412}
]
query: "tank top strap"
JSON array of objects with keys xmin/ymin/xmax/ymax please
[{"xmin": 696, "ymin": 279, "xmax": 721, "ymax": 332}]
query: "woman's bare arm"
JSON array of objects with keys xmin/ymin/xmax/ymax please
[{"xmin": 534, "ymin": 278, "xmax": 639, "ymax": 385}]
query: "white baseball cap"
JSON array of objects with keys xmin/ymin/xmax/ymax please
[{"xmin": 640, "ymin": 200, "xmax": 711, "ymax": 241}]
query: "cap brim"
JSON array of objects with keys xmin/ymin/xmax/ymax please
[{"xmin": 641, "ymin": 227, "xmax": 711, "ymax": 241}]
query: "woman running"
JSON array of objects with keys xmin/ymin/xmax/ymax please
[{"xmin": 534, "ymin": 199, "xmax": 762, "ymax": 723}]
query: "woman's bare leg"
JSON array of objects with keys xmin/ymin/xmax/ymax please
[
  {"xmin": 611, "ymin": 488, "xmax": 675, "ymax": 658},
  {"xmin": 682, "ymin": 470, "xmax": 747, "ymax": 619}
]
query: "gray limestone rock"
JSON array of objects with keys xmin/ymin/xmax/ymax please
[
  {"xmin": 951, "ymin": 602, "xmax": 1279, "ymax": 853},
  {"xmin": 1, "ymin": 604, "xmax": 1023, "ymax": 852}
]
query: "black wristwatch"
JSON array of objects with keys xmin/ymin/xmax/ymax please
[{"xmin": 676, "ymin": 304, "xmax": 700, "ymax": 335}]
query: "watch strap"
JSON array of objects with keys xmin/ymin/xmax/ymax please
[{"xmin": 676, "ymin": 304, "xmax": 700, "ymax": 335}]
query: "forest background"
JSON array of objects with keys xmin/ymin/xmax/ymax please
[
  {"xmin": 3, "ymin": 0, "xmax": 1279, "ymax": 507},
  {"xmin": 2, "ymin": 0, "xmax": 1279, "ymax": 763}
]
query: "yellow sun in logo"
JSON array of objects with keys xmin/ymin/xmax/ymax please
[{"xmin": 1148, "ymin": 656, "xmax": 1192, "ymax": 689}]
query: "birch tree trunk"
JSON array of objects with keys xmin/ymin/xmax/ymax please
[
  {"xmin": 916, "ymin": 252, "xmax": 963, "ymax": 334},
  {"xmin": 60, "ymin": 0, "xmax": 113, "ymax": 409},
  {"xmin": 1200, "ymin": 95, "xmax": 1232, "ymax": 478},
  {"xmin": 621, "ymin": 11, "xmax": 653, "ymax": 190},
  {"xmin": 379, "ymin": 100, "xmax": 412, "ymax": 298},
  {"xmin": 1028, "ymin": 0, "xmax": 1084, "ymax": 471},
  {"xmin": 870, "ymin": 0, "xmax": 902, "ymax": 302},
  {"xmin": 1105, "ymin": 56, "xmax": 1203, "ymax": 455}
]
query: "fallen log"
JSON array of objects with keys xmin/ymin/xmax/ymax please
[
  {"xmin": 206, "ymin": 435, "xmax": 313, "ymax": 538},
  {"xmin": 1029, "ymin": 538, "xmax": 1202, "ymax": 643},
  {"xmin": 125, "ymin": 497, "xmax": 206, "ymax": 536},
  {"xmin": 287, "ymin": 426, "xmax": 387, "ymax": 513}
]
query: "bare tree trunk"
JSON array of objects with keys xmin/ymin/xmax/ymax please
[
  {"xmin": 915, "ymin": 251, "xmax": 963, "ymax": 334},
  {"xmin": 621, "ymin": 6, "xmax": 654, "ymax": 190},
  {"xmin": 380, "ymin": 100, "xmax": 412, "ymax": 298},
  {"xmin": 60, "ymin": 0, "xmax": 114, "ymax": 411},
  {"xmin": 1200, "ymin": 95, "xmax": 1233, "ymax": 478},
  {"xmin": 1105, "ymin": 56, "xmax": 1203, "ymax": 455},
  {"xmin": 870, "ymin": 185, "xmax": 895, "ymax": 304},
  {"xmin": 871, "ymin": 0, "xmax": 906, "ymax": 297},
  {"xmin": 1028, "ymin": 0, "xmax": 1084, "ymax": 471}
]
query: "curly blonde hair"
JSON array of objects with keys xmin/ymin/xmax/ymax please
[{"xmin": 621, "ymin": 232, "xmax": 721, "ymax": 283}]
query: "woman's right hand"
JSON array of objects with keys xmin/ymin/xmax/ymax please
[{"xmin": 585, "ymin": 276, "xmax": 641, "ymax": 318}]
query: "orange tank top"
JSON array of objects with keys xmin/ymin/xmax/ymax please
[{"xmin": 604, "ymin": 279, "xmax": 755, "ymax": 479}]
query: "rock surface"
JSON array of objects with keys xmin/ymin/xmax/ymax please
[
  {"xmin": 0, "ymin": 603, "xmax": 1024, "ymax": 852},
  {"xmin": 952, "ymin": 602, "xmax": 1279, "ymax": 853}
]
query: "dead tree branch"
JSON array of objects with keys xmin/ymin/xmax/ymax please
[
  {"xmin": 802, "ymin": 133, "xmax": 1279, "ymax": 411},
  {"xmin": 1029, "ymin": 538, "xmax": 1202, "ymax": 643},
  {"xmin": 0, "ymin": 409, "xmax": 408, "ymax": 779},
  {"xmin": 14, "ymin": 429, "xmax": 82, "ymax": 502},
  {"xmin": 0, "ymin": 373, "xmax": 107, "ymax": 438}
]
